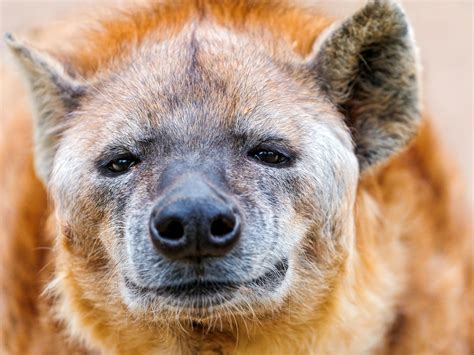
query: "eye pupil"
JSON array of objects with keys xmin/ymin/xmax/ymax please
[
  {"xmin": 252, "ymin": 149, "xmax": 288, "ymax": 165},
  {"xmin": 258, "ymin": 151, "xmax": 277, "ymax": 163},
  {"xmin": 107, "ymin": 157, "xmax": 137, "ymax": 173}
]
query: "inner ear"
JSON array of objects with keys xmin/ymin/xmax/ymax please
[
  {"xmin": 5, "ymin": 33, "xmax": 88, "ymax": 184},
  {"xmin": 308, "ymin": 0, "xmax": 421, "ymax": 171}
]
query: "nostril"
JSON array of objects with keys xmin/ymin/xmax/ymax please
[
  {"xmin": 210, "ymin": 216, "xmax": 236, "ymax": 237},
  {"xmin": 157, "ymin": 219, "xmax": 184, "ymax": 240}
]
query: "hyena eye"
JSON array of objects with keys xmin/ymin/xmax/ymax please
[
  {"xmin": 105, "ymin": 155, "xmax": 139, "ymax": 174},
  {"xmin": 250, "ymin": 149, "xmax": 289, "ymax": 166}
]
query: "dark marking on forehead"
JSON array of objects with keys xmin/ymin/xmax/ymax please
[
  {"xmin": 186, "ymin": 31, "xmax": 231, "ymax": 98},
  {"xmin": 188, "ymin": 29, "xmax": 201, "ymax": 80}
]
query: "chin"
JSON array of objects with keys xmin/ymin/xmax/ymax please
[{"xmin": 121, "ymin": 258, "xmax": 291, "ymax": 322}]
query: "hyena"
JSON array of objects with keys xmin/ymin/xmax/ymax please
[{"xmin": 1, "ymin": 0, "xmax": 472, "ymax": 354}]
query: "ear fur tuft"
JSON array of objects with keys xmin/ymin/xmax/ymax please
[
  {"xmin": 309, "ymin": 0, "xmax": 421, "ymax": 170},
  {"xmin": 5, "ymin": 33, "xmax": 87, "ymax": 183}
]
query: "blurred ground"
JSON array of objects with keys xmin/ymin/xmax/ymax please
[{"xmin": 0, "ymin": 0, "xmax": 472, "ymax": 202}]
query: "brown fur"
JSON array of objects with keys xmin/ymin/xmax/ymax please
[{"xmin": 1, "ymin": 1, "xmax": 472, "ymax": 354}]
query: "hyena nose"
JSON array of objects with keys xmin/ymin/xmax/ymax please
[{"xmin": 149, "ymin": 178, "xmax": 242, "ymax": 260}]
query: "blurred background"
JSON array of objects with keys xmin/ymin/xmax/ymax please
[{"xmin": 0, "ymin": 0, "xmax": 472, "ymax": 202}]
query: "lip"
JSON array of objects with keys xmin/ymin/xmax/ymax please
[{"xmin": 125, "ymin": 258, "xmax": 288, "ymax": 306}]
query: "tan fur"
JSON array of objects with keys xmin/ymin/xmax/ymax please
[{"xmin": 1, "ymin": 1, "xmax": 472, "ymax": 354}]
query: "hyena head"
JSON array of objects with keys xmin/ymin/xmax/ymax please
[{"xmin": 7, "ymin": 0, "xmax": 419, "ymax": 329}]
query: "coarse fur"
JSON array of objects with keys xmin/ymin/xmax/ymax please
[{"xmin": 1, "ymin": 0, "xmax": 472, "ymax": 354}]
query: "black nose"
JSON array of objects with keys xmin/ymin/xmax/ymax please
[{"xmin": 149, "ymin": 177, "xmax": 242, "ymax": 260}]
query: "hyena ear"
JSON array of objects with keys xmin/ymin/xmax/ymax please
[
  {"xmin": 5, "ymin": 33, "xmax": 87, "ymax": 183},
  {"xmin": 308, "ymin": 0, "xmax": 421, "ymax": 171}
]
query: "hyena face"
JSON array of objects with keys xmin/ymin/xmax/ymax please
[
  {"xmin": 49, "ymin": 26, "xmax": 359, "ymax": 316},
  {"xmin": 8, "ymin": 1, "xmax": 419, "ymax": 324}
]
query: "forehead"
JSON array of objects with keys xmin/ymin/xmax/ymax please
[{"xmin": 73, "ymin": 25, "xmax": 337, "ymax": 150}]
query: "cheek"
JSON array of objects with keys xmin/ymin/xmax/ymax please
[
  {"xmin": 288, "ymin": 154, "xmax": 358, "ymax": 267},
  {"xmin": 244, "ymin": 175, "xmax": 313, "ymax": 257},
  {"xmin": 269, "ymin": 153, "xmax": 358, "ymax": 260},
  {"xmin": 275, "ymin": 177, "xmax": 319, "ymax": 252},
  {"xmin": 51, "ymin": 165, "xmax": 134, "ymax": 262}
]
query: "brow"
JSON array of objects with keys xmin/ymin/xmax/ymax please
[
  {"xmin": 96, "ymin": 135, "xmax": 158, "ymax": 163},
  {"xmin": 233, "ymin": 131, "xmax": 300, "ymax": 157}
]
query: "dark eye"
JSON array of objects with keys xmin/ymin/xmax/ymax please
[
  {"xmin": 105, "ymin": 155, "xmax": 139, "ymax": 174},
  {"xmin": 250, "ymin": 149, "xmax": 289, "ymax": 166}
]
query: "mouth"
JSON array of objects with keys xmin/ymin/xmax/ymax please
[{"xmin": 125, "ymin": 258, "xmax": 288, "ymax": 307}]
